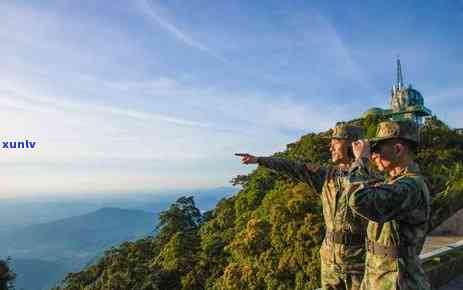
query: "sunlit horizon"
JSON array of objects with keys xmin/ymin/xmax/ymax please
[{"xmin": 1, "ymin": 0, "xmax": 462, "ymax": 197}]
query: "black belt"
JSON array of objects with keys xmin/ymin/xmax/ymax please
[
  {"xmin": 366, "ymin": 240, "xmax": 413, "ymax": 258},
  {"xmin": 325, "ymin": 230, "xmax": 365, "ymax": 245}
]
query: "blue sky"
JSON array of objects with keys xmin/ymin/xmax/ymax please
[{"xmin": 0, "ymin": 0, "xmax": 462, "ymax": 197}]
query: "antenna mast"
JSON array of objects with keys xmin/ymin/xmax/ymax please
[{"xmin": 397, "ymin": 56, "xmax": 404, "ymax": 89}]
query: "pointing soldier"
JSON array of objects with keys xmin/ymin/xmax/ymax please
[
  {"xmin": 236, "ymin": 123, "xmax": 379, "ymax": 290},
  {"xmin": 350, "ymin": 120, "xmax": 431, "ymax": 290}
]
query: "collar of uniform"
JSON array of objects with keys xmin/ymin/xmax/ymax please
[
  {"xmin": 389, "ymin": 162, "xmax": 420, "ymax": 181},
  {"xmin": 348, "ymin": 157, "xmax": 368, "ymax": 174}
]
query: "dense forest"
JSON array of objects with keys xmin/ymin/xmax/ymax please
[{"xmin": 50, "ymin": 115, "xmax": 463, "ymax": 290}]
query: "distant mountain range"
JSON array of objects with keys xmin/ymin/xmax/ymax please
[
  {"xmin": 2, "ymin": 207, "xmax": 156, "ymax": 258},
  {"xmin": 2, "ymin": 207, "xmax": 156, "ymax": 290},
  {"xmin": 0, "ymin": 187, "xmax": 237, "ymax": 290},
  {"xmin": 0, "ymin": 187, "xmax": 237, "ymax": 230}
]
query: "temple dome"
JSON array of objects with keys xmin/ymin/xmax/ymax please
[
  {"xmin": 406, "ymin": 86, "xmax": 424, "ymax": 106},
  {"xmin": 362, "ymin": 58, "xmax": 431, "ymax": 125},
  {"xmin": 391, "ymin": 85, "xmax": 424, "ymax": 112}
]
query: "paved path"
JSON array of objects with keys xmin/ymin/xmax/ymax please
[
  {"xmin": 424, "ymin": 236, "xmax": 463, "ymax": 289},
  {"xmin": 422, "ymin": 235, "xmax": 463, "ymax": 253},
  {"xmin": 439, "ymin": 275, "xmax": 463, "ymax": 290}
]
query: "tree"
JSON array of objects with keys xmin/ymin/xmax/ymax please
[
  {"xmin": 230, "ymin": 174, "xmax": 250, "ymax": 187},
  {"xmin": 0, "ymin": 258, "xmax": 16, "ymax": 290},
  {"xmin": 156, "ymin": 196, "xmax": 202, "ymax": 243},
  {"xmin": 54, "ymin": 117, "xmax": 463, "ymax": 290}
]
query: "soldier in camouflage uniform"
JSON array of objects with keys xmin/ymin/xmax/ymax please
[
  {"xmin": 349, "ymin": 120, "xmax": 431, "ymax": 290},
  {"xmin": 236, "ymin": 124, "xmax": 379, "ymax": 290}
]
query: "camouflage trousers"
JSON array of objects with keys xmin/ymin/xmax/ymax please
[{"xmin": 321, "ymin": 260, "xmax": 363, "ymax": 290}]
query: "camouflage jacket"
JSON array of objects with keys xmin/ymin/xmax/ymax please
[
  {"xmin": 349, "ymin": 160, "xmax": 431, "ymax": 290},
  {"xmin": 257, "ymin": 157, "xmax": 378, "ymax": 273}
]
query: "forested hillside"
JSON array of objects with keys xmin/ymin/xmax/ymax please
[{"xmin": 52, "ymin": 116, "xmax": 463, "ymax": 290}]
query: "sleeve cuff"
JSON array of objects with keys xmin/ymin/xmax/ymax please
[{"xmin": 256, "ymin": 156, "xmax": 268, "ymax": 166}]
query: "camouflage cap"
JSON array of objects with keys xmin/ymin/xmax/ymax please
[
  {"xmin": 330, "ymin": 123, "xmax": 364, "ymax": 140},
  {"xmin": 370, "ymin": 120, "xmax": 419, "ymax": 148}
]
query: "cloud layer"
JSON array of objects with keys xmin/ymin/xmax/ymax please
[{"xmin": 0, "ymin": 1, "xmax": 461, "ymax": 197}]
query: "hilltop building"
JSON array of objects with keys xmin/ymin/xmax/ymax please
[
  {"xmin": 362, "ymin": 59, "xmax": 432, "ymax": 125},
  {"xmin": 293, "ymin": 59, "xmax": 435, "ymax": 151}
]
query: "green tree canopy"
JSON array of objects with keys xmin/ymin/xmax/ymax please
[{"xmin": 53, "ymin": 117, "xmax": 463, "ymax": 290}]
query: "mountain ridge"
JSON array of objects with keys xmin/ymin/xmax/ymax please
[
  {"xmin": 4, "ymin": 207, "xmax": 157, "ymax": 290},
  {"xmin": 52, "ymin": 116, "xmax": 463, "ymax": 290}
]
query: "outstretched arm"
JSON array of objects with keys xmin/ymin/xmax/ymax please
[{"xmin": 235, "ymin": 153, "xmax": 325, "ymax": 191}]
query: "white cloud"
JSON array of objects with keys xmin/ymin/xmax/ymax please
[
  {"xmin": 0, "ymin": 1, "xmax": 389, "ymax": 197},
  {"xmin": 136, "ymin": 0, "xmax": 227, "ymax": 62},
  {"xmin": 300, "ymin": 10, "xmax": 377, "ymax": 94},
  {"xmin": 0, "ymin": 67, "xmax": 354, "ymax": 197}
]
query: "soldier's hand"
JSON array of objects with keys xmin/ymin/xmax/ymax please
[
  {"xmin": 234, "ymin": 153, "xmax": 258, "ymax": 165},
  {"xmin": 352, "ymin": 140, "xmax": 370, "ymax": 160}
]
